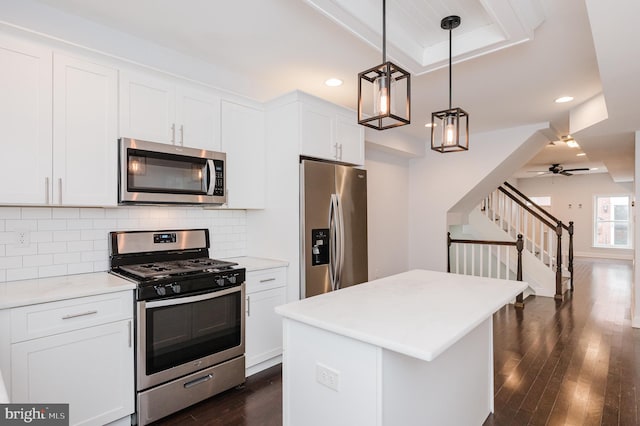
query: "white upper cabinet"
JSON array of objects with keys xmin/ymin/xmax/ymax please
[
  {"xmin": 299, "ymin": 95, "xmax": 364, "ymax": 166},
  {"xmin": 120, "ymin": 70, "xmax": 221, "ymax": 151},
  {"xmin": 177, "ymin": 86, "xmax": 221, "ymax": 151},
  {"xmin": 220, "ymin": 100, "xmax": 265, "ymax": 209},
  {"xmin": 53, "ymin": 53, "xmax": 118, "ymax": 206},
  {"xmin": 0, "ymin": 35, "xmax": 52, "ymax": 204}
]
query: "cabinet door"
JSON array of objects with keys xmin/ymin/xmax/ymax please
[
  {"xmin": 245, "ymin": 287, "xmax": 286, "ymax": 368},
  {"xmin": 335, "ymin": 113, "xmax": 365, "ymax": 166},
  {"xmin": 119, "ymin": 71, "xmax": 175, "ymax": 143},
  {"xmin": 176, "ymin": 86, "xmax": 221, "ymax": 151},
  {"xmin": 220, "ymin": 100, "xmax": 265, "ymax": 209},
  {"xmin": 300, "ymin": 103, "xmax": 335, "ymax": 161},
  {"xmin": 53, "ymin": 54, "xmax": 118, "ymax": 206},
  {"xmin": 11, "ymin": 320, "xmax": 134, "ymax": 426},
  {"xmin": 0, "ymin": 35, "xmax": 52, "ymax": 204}
]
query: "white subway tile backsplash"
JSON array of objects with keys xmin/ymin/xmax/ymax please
[
  {"xmin": 67, "ymin": 262, "xmax": 94, "ymax": 275},
  {"xmin": 0, "ymin": 208, "xmax": 21, "ymax": 219},
  {"xmin": 38, "ymin": 264, "xmax": 67, "ymax": 278},
  {"xmin": 5, "ymin": 245, "xmax": 38, "ymax": 257},
  {"xmin": 6, "ymin": 267, "xmax": 38, "ymax": 281},
  {"xmin": 23, "ymin": 254, "xmax": 53, "ymax": 267},
  {"xmin": 80, "ymin": 208, "xmax": 105, "ymax": 219},
  {"xmin": 6, "ymin": 220, "xmax": 37, "ymax": 231},
  {"xmin": 38, "ymin": 220, "xmax": 67, "ymax": 231},
  {"xmin": 22, "ymin": 207, "xmax": 52, "ymax": 219},
  {"xmin": 67, "ymin": 241, "xmax": 93, "ymax": 252},
  {"xmin": 0, "ymin": 206, "xmax": 247, "ymax": 282},
  {"xmin": 38, "ymin": 242, "xmax": 67, "ymax": 254},
  {"xmin": 52, "ymin": 208, "xmax": 80, "ymax": 219}
]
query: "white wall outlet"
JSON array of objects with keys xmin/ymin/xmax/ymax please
[
  {"xmin": 316, "ymin": 363, "xmax": 340, "ymax": 391},
  {"xmin": 15, "ymin": 230, "xmax": 30, "ymax": 247}
]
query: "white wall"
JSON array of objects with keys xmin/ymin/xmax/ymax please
[
  {"xmin": 633, "ymin": 131, "xmax": 639, "ymax": 328},
  {"xmin": 0, "ymin": 206, "xmax": 246, "ymax": 282},
  {"xmin": 408, "ymin": 124, "xmax": 550, "ymax": 271},
  {"xmin": 365, "ymin": 147, "xmax": 410, "ymax": 280},
  {"xmin": 516, "ymin": 173, "xmax": 633, "ymax": 259}
]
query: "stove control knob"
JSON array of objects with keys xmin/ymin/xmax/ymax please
[
  {"xmin": 171, "ymin": 284, "xmax": 181, "ymax": 294},
  {"xmin": 216, "ymin": 278, "xmax": 225, "ymax": 287},
  {"xmin": 228, "ymin": 276, "xmax": 237, "ymax": 284},
  {"xmin": 154, "ymin": 285, "xmax": 166, "ymax": 296}
]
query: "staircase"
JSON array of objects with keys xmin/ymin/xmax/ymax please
[{"xmin": 468, "ymin": 182, "xmax": 573, "ymax": 299}]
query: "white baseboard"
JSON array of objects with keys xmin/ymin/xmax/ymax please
[
  {"xmin": 574, "ymin": 252, "xmax": 634, "ymax": 261},
  {"xmin": 245, "ymin": 355, "xmax": 282, "ymax": 377}
]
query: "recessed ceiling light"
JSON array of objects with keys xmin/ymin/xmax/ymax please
[
  {"xmin": 566, "ymin": 140, "xmax": 579, "ymax": 148},
  {"xmin": 590, "ymin": 167, "xmax": 599, "ymax": 171},
  {"xmin": 577, "ymin": 153, "xmax": 586, "ymax": 157},
  {"xmin": 424, "ymin": 123, "xmax": 436, "ymax": 128},
  {"xmin": 555, "ymin": 96, "xmax": 574, "ymax": 103},
  {"xmin": 324, "ymin": 78, "xmax": 343, "ymax": 87}
]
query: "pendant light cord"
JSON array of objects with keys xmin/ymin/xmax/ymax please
[
  {"xmin": 448, "ymin": 25, "xmax": 452, "ymax": 109},
  {"xmin": 382, "ymin": 0, "xmax": 386, "ymax": 63}
]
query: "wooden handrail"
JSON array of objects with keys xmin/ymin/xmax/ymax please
[
  {"xmin": 502, "ymin": 181, "xmax": 569, "ymax": 231},
  {"xmin": 447, "ymin": 233, "xmax": 525, "ymax": 308},
  {"xmin": 497, "ymin": 187, "xmax": 556, "ymax": 229}
]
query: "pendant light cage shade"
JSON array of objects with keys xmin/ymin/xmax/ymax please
[
  {"xmin": 358, "ymin": 61, "xmax": 411, "ymax": 130},
  {"xmin": 431, "ymin": 107, "xmax": 469, "ymax": 152}
]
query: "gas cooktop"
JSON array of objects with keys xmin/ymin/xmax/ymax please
[{"xmin": 119, "ymin": 258, "xmax": 238, "ymax": 279}]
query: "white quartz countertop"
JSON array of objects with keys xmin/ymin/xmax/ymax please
[
  {"xmin": 0, "ymin": 272, "xmax": 135, "ymax": 309},
  {"xmin": 224, "ymin": 256, "xmax": 289, "ymax": 272},
  {"xmin": 276, "ymin": 269, "xmax": 527, "ymax": 362}
]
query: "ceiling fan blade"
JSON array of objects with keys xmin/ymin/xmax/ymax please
[
  {"xmin": 560, "ymin": 171, "xmax": 572, "ymax": 176},
  {"xmin": 563, "ymin": 167, "xmax": 590, "ymax": 172}
]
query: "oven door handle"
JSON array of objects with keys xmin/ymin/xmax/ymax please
[{"xmin": 145, "ymin": 285, "xmax": 241, "ymax": 309}]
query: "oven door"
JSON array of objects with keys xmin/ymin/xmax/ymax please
[
  {"xmin": 136, "ymin": 283, "xmax": 245, "ymax": 391},
  {"xmin": 119, "ymin": 137, "xmax": 226, "ymax": 205}
]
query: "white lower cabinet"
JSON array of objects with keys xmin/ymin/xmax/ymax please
[
  {"xmin": 245, "ymin": 268, "xmax": 287, "ymax": 376},
  {"xmin": 9, "ymin": 291, "xmax": 134, "ymax": 426}
]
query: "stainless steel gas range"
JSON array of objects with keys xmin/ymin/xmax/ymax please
[{"xmin": 109, "ymin": 229, "xmax": 246, "ymax": 426}]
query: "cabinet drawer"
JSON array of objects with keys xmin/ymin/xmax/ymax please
[
  {"xmin": 11, "ymin": 291, "xmax": 133, "ymax": 343},
  {"xmin": 245, "ymin": 268, "xmax": 286, "ymax": 293}
]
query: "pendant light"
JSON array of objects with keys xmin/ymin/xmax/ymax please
[
  {"xmin": 358, "ymin": 0, "xmax": 411, "ymax": 130},
  {"xmin": 431, "ymin": 15, "xmax": 469, "ymax": 153}
]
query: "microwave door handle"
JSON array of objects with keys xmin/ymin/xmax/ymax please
[{"xmin": 206, "ymin": 159, "xmax": 215, "ymax": 195}]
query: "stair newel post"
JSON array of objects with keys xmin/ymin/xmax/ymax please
[
  {"xmin": 447, "ymin": 232, "xmax": 452, "ymax": 273},
  {"xmin": 554, "ymin": 221, "xmax": 563, "ymax": 300},
  {"xmin": 515, "ymin": 234, "xmax": 525, "ymax": 309},
  {"xmin": 568, "ymin": 221, "xmax": 574, "ymax": 292}
]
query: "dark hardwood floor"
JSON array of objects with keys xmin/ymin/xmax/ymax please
[{"xmin": 153, "ymin": 258, "xmax": 637, "ymax": 426}]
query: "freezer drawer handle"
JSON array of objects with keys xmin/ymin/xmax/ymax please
[{"xmin": 183, "ymin": 374, "xmax": 213, "ymax": 389}]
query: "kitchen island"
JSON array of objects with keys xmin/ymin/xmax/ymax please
[{"xmin": 275, "ymin": 269, "xmax": 527, "ymax": 426}]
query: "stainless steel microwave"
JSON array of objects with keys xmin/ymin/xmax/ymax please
[{"xmin": 118, "ymin": 138, "xmax": 226, "ymax": 205}]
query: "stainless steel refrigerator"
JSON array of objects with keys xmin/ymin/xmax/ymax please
[{"xmin": 300, "ymin": 159, "xmax": 368, "ymax": 298}]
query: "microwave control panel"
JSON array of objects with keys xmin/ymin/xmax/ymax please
[{"xmin": 213, "ymin": 160, "xmax": 224, "ymax": 196}]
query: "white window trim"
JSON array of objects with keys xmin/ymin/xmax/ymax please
[{"xmin": 593, "ymin": 194, "xmax": 633, "ymax": 249}]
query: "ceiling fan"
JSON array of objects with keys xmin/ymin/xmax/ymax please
[{"xmin": 531, "ymin": 163, "xmax": 590, "ymax": 176}]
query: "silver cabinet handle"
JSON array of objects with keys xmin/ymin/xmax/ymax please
[
  {"xmin": 338, "ymin": 143, "xmax": 343, "ymax": 160},
  {"xmin": 179, "ymin": 124, "xmax": 184, "ymax": 146},
  {"xmin": 128, "ymin": 320, "xmax": 132, "ymax": 348},
  {"xmin": 171, "ymin": 123, "xmax": 176, "ymax": 144},
  {"xmin": 58, "ymin": 178, "xmax": 62, "ymax": 204},
  {"xmin": 45, "ymin": 177, "xmax": 50, "ymax": 204},
  {"xmin": 259, "ymin": 278, "xmax": 276, "ymax": 283},
  {"xmin": 184, "ymin": 373, "xmax": 213, "ymax": 389},
  {"xmin": 333, "ymin": 143, "xmax": 339, "ymax": 160},
  {"xmin": 62, "ymin": 310, "xmax": 98, "ymax": 320},
  {"xmin": 246, "ymin": 295, "xmax": 251, "ymax": 317}
]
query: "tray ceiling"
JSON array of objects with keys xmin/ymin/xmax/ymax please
[{"xmin": 305, "ymin": 0, "xmax": 545, "ymax": 74}]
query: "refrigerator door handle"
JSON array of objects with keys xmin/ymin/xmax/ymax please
[
  {"xmin": 328, "ymin": 194, "xmax": 339, "ymax": 291},
  {"xmin": 335, "ymin": 194, "xmax": 345, "ymax": 290}
]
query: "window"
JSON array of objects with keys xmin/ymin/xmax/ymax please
[{"xmin": 594, "ymin": 195, "xmax": 632, "ymax": 249}]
